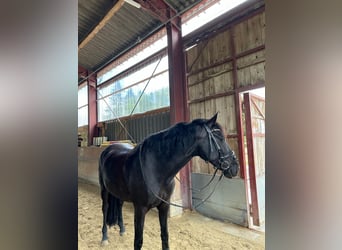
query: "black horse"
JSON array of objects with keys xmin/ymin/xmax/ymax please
[{"xmin": 98, "ymin": 113, "xmax": 239, "ymax": 250}]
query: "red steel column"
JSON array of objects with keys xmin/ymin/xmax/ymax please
[
  {"xmin": 244, "ymin": 92, "xmax": 260, "ymax": 226},
  {"xmin": 137, "ymin": 0, "xmax": 191, "ymax": 209},
  {"xmin": 167, "ymin": 14, "xmax": 191, "ymax": 209},
  {"xmin": 87, "ymin": 73, "xmax": 98, "ymax": 146},
  {"xmin": 230, "ymin": 27, "xmax": 246, "ymax": 178}
]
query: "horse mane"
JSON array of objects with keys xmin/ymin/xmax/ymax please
[
  {"xmin": 140, "ymin": 122, "xmax": 190, "ymax": 155},
  {"xmin": 136, "ymin": 118, "xmax": 223, "ymax": 156}
]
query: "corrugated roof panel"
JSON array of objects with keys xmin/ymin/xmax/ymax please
[
  {"xmin": 78, "ymin": 0, "xmax": 203, "ymax": 72},
  {"xmin": 79, "ymin": 3, "xmax": 161, "ymax": 71},
  {"xmin": 78, "ymin": 0, "xmax": 117, "ymax": 43}
]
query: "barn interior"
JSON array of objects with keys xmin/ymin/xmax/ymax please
[{"xmin": 78, "ymin": 0, "xmax": 265, "ymax": 235}]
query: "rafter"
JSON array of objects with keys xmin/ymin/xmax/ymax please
[{"xmin": 78, "ymin": 0, "xmax": 125, "ymax": 50}]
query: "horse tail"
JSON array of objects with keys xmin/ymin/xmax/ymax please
[
  {"xmin": 99, "ymin": 159, "xmax": 121, "ymax": 227},
  {"xmin": 105, "ymin": 192, "xmax": 121, "ymax": 226}
]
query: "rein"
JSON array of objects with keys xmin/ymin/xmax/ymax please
[
  {"xmin": 139, "ymin": 141, "xmax": 190, "ymax": 209},
  {"xmin": 138, "ymin": 124, "xmax": 230, "ymax": 209},
  {"xmin": 189, "ymin": 168, "xmax": 218, "ymax": 193}
]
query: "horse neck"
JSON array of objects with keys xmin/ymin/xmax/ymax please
[{"xmin": 154, "ymin": 127, "xmax": 198, "ymax": 183}]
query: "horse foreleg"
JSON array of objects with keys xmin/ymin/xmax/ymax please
[
  {"xmin": 101, "ymin": 188, "xmax": 109, "ymax": 245},
  {"xmin": 158, "ymin": 202, "xmax": 170, "ymax": 250},
  {"xmin": 133, "ymin": 205, "xmax": 148, "ymax": 250},
  {"xmin": 118, "ymin": 200, "xmax": 125, "ymax": 236}
]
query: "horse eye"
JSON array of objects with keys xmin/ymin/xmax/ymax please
[
  {"xmin": 211, "ymin": 128, "xmax": 221, "ymax": 133},
  {"xmin": 212, "ymin": 129, "xmax": 224, "ymax": 139}
]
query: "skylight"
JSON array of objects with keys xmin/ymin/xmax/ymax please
[{"xmin": 182, "ymin": 0, "xmax": 248, "ymax": 36}]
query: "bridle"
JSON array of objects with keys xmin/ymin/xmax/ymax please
[{"xmin": 203, "ymin": 124, "xmax": 234, "ymax": 173}]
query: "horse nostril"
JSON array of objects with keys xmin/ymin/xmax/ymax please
[{"xmin": 232, "ymin": 165, "xmax": 239, "ymax": 176}]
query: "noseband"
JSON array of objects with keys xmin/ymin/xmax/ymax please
[{"xmin": 203, "ymin": 124, "xmax": 233, "ymax": 172}]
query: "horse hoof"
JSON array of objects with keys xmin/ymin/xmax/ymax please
[
  {"xmin": 101, "ymin": 240, "xmax": 109, "ymax": 246},
  {"xmin": 120, "ymin": 226, "xmax": 126, "ymax": 236}
]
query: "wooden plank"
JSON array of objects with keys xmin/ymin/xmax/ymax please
[
  {"xmin": 233, "ymin": 21, "xmax": 243, "ymax": 54},
  {"xmin": 188, "ymin": 62, "xmax": 233, "ymax": 86},
  {"xmin": 192, "ymin": 82, "xmax": 204, "ymax": 101},
  {"xmin": 249, "ymin": 64, "xmax": 258, "ymax": 86},
  {"xmin": 207, "ymin": 30, "xmax": 231, "ymax": 65},
  {"xmin": 237, "ymin": 61, "xmax": 265, "ymax": 88},
  {"xmin": 215, "ymin": 96, "xmax": 236, "ymax": 134},
  {"xmin": 260, "ymin": 12, "xmax": 266, "ymax": 45},
  {"xmin": 204, "ymin": 99, "xmax": 216, "ymax": 119},
  {"xmin": 237, "ymin": 49, "xmax": 265, "ymax": 69},
  {"xmin": 186, "ymin": 44, "xmax": 196, "ymax": 73},
  {"xmin": 79, "ymin": 0, "xmax": 125, "ymax": 50},
  {"xmin": 253, "ymin": 137, "xmax": 265, "ymax": 176},
  {"xmin": 234, "ymin": 12, "xmax": 265, "ymax": 54},
  {"xmin": 257, "ymin": 62, "xmax": 266, "ymax": 83},
  {"xmin": 189, "ymin": 102, "xmax": 205, "ymax": 120},
  {"xmin": 214, "ymin": 70, "xmax": 234, "ymax": 94},
  {"xmin": 237, "ymin": 66, "xmax": 250, "ymax": 88},
  {"xmin": 251, "ymin": 62, "xmax": 265, "ymax": 84}
]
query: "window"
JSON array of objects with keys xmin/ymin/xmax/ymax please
[
  {"xmin": 182, "ymin": 0, "xmax": 248, "ymax": 36},
  {"xmin": 97, "ymin": 35, "xmax": 167, "ymax": 85},
  {"xmin": 78, "ymin": 83, "xmax": 88, "ymax": 126},
  {"xmin": 97, "ymin": 56, "xmax": 169, "ymax": 122}
]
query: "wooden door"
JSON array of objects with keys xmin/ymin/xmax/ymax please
[{"xmin": 243, "ymin": 92, "xmax": 265, "ymax": 227}]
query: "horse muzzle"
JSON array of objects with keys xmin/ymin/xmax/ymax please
[{"xmin": 222, "ymin": 161, "xmax": 239, "ymax": 178}]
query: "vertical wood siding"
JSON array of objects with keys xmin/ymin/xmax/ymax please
[{"xmin": 186, "ymin": 11, "xmax": 265, "ymax": 175}]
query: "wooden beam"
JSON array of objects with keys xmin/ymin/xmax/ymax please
[{"xmin": 78, "ymin": 0, "xmax": 125, "ymax": 50}]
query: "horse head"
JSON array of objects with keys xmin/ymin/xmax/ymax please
[{"xmin": 196, "ymin": 113, "xmax": 239, "ymax": 178}]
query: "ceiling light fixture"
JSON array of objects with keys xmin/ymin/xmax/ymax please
[{"xmin": 124, "ymin": 0, "xmax": 141, "ymax": 9}]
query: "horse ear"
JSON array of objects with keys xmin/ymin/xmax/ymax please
[{"xmin": 206, "ymin": 112, "xmax": 218, "ymax": 127}]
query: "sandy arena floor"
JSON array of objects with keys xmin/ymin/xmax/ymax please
[{"xmin": 78, "ymin": 180, "xmax": 265, "ymax": 250}]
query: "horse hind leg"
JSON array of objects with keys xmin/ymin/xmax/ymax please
[
  {"xmin": 118, "ymin": 200, "xmax": 126, "ymax": 236},
  {"xmin": 100, "ymin": 187, "xmax": 109, "ymax": 246}
]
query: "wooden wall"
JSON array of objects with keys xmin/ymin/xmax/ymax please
[
  {"xmin": 235, "ymin": 12, "xmax": 265, "ymax": 88},
  {"xmin": 186, "ymin": 10, "xmax": 265, "ymax": 176}
]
